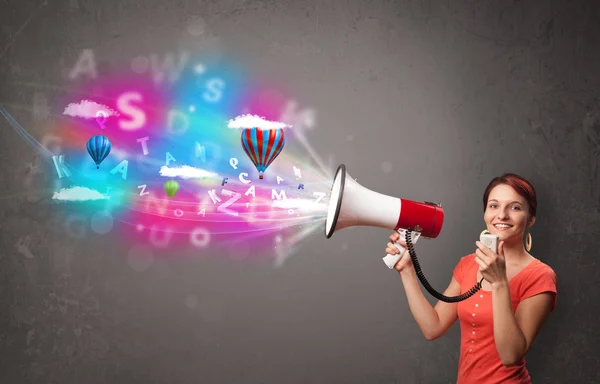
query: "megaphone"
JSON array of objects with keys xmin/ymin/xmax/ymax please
[
  {"xmin": 325, "ymin": 164, "xmax": 444, "ymax": 239},
  {"xmin": 324, "ymin": 164, "xmax": 484, "ymax": 303}
]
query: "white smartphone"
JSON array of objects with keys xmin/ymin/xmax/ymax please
[{"xmin": 480, "ymin": 233, "xmax": 499, "ymax": 254}]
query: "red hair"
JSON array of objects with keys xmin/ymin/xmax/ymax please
[{"xmin": 483, "ymin": 173, "xmax": 537, "ymax": 217}]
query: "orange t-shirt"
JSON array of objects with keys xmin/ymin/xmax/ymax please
[{"xmin": 453, "ymin": 254, "xmax": 557, "ymax": 384}]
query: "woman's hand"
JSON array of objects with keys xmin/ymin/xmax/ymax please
[
  {"xmin": 475, "ymin": 240, "xmax": 508, "ymax": 286},
  {"xmin": 386, "ymin": 232, "xmax": 413, "ymax": 273}
]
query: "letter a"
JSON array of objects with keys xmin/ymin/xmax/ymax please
[
  {"xmin": 110, "ymin": 160, "xmax": 129, "ymax": 180},
  {"xmin": 244, "ymin": 185, "xmax": 256, "ymax": 197},
  {"xmin": 165, "ymin": 152, "xmax": 176, "ymax": 166},
  {"xmin": 68, "ymin": 49, "xmax": 97, "ymax": 80}
]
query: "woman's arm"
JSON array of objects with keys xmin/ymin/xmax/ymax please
[
  {"xmin": 491, "ymin": 282, "xmax": 554, "ymax": 366},
  {"xmin": 475, "ymin": 241, "xmax": 555, "ymax": 366},
  {"xmin": 399, "ymin": 268, "xmax": 461, "ymax": 341}
]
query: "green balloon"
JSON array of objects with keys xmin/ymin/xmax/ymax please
[{"xmin": 164, "ymin": 180, "xmax": 179, "ymax": 198}]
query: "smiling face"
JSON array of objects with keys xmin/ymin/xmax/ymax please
[{"xmin": 484, "ymin": 184, "xmax": 535, "ymax": 244}]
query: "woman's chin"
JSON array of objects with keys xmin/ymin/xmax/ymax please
[
  {"xmin": 497, "ymin": 233, "xmax": 522, "ymax": 244},
  {"xmin": 486, "ymin": 229, "xmax": 524, "ymax": 244}
]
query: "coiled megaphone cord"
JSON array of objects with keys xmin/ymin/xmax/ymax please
[{"xmin": 405, "ymin": 228, "xmax": 484, "ymax": 303}]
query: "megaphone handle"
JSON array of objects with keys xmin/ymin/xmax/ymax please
[{"xmin": 382, "ymin": 229, "xmax": 420, "ymax": 269}]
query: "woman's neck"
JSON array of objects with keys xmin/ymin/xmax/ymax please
[{"xmin": 501, "ymin": 237, "xmax": 532, "ymax": 265}]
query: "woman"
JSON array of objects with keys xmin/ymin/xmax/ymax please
[{"xmin": 386, "ymin": 173, "xmax": 557, "ymax": 384}]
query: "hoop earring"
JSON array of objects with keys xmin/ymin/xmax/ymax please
[{"xmin": 525, "ymin": 232, "xmax": 532, "ymax": 252}]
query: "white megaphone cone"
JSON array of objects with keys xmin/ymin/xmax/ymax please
[{"xmin": 325, "ymin": 164, "xmax": 444, "ymax": 269}]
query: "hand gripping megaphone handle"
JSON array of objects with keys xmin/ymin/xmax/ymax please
[{"xmin": 382, "ymin": 229, "xmax": 421, "ymax": 269}]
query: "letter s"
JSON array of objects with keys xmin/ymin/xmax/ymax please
[{"xmin": 117, "ymin": 92, "xmax": 146, "ymax": 131}]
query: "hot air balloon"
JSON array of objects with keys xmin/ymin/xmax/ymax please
[
  {"xmin": 241, "ymin": 127, "xmax": 285, "ymax": 179},
  {"xmin": 86, "ymin": 135, "xmax": 112, "ymax": 169},
  {"xmin": 164, "ymin": 180, "xmax": 179, "ymax": 199}
]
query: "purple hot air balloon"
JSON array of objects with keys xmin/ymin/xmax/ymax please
[{"xmin": 240, "ymin": 127, "xmax": 285, "ymax": 179}]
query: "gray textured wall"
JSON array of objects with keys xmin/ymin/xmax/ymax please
[{"xmin": 1, "ymin": 0, "xmax": 599, "ymax": 383}]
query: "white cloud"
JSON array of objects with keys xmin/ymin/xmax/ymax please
[
  {"xmin": 227, "ymin": 114, "xmax": 291, "ymax": 129},
  {"xmin": 63, "ymin": 100, "xmax": 120, "ymax": 119},
  {"xmin": 159, "ymin": 165, "xmax": 219, "ymax": 179},
  {"xmin": 52, "ymin": 186, "xmax": 110, "ymax": 201}
]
